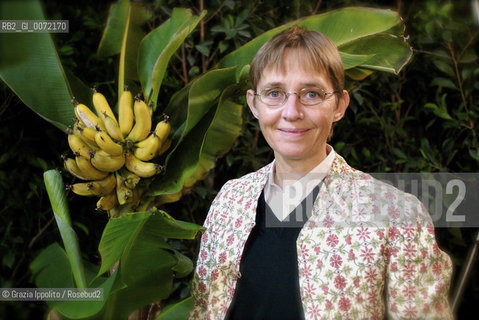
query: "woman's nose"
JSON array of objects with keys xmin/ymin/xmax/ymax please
[{"xmin": 281, "ymin": 93, "xmax": 303, "ymax": 120}]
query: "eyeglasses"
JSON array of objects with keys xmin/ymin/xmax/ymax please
[{"xmin": 254, "ymin": 87, "xmax": 338, "ymax": 107}]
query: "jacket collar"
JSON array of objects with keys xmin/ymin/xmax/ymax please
[{"xmin": 247, "ymin": 154, "xmax": 355, "ymax": 220}]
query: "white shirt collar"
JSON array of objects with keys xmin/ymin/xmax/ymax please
[{"xmin": 264, "ymin": 145, "xmax": 336, "ymax": 221}]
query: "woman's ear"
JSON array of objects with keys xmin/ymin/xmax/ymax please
[
  {"xmin": 333, "ymin": 90, "xmax": 350, "ymax": 122},
  {"xmin": 246, "ymin": 89, "xmax": 259, "ymax": 119}
]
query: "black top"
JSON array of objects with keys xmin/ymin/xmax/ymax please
[{"xmin": 226, "ymin": 184, "xmax": 321, "ymax": 320}]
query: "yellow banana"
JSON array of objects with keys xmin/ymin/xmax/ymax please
[
  {"xmin": 88, "ymin": 174, "xmax": 117, "ymax": 196},
  {"xmin": 63, "ymin": 156, "xmax": 90, "ymax": 180},
  {"xmin": 158, "ymin": 191, "xmax": 183, "ymax": 205},
  {"xmin": 157, "ymin": 138, "xmax": 172, "ymax": 156},
  {"xmin": 91, "ymin": 90, "xmax": 124, "ymax": 141},
  {"xmin": 92, "ymin": 90, "xmax": 116, "ymax": 122},
  {"xmin": 69, "ymin": 174, "xmax": 116, "ymax": 197},
  {"xmin": 74, "ymin": 102, "xmax": 105, "ymax": 131},
  {"xmin": 68, "ymin": 132, "xmax": 93, "ymax": 158},
  {"xmin": 154, "ymin": 115, "xmax": 171, "ymax": 142},
  {"xmin": 73, "ymin": 122, "xmax": 97, "ymax": 146},
  {"xmin": 126, "ymin": 97, "xmax": 151, "ymax": 142},
  {"xmin": 134, "ymin": 133, "xmax": 161, "ymax": 161},
  {"xmin": 118, "ymin": 90, "xmax": 134, "ymax": 136},
  {"xmin": 121, "ymin": 170, "xmax": 140, "ymax": 189},
  {"xmin": 125, "ymin": 153, "xmax": 162, "ymax": 178},
  {"xmin": 115, "ymin": 173, "xmax": 133, "ymax": 205},
  {"xmin": 75, "ymin": 155, "xmax": 109, "ymax": 180},
  {"xmin": 103, "ymin": 114, "xmax": 124, "ymax": 142},
  {"xmin": 90, "ymin": 150, "xmax": 125, "ymax": 172},
  {"xmin": 70, "ymin": 174, "xmax": 116, "ymax": 197},
  {"xmin": 96, "ymin": 192, "xmax": 118, "ymax": 211},
  {"xmin": 68, "ymin": 182, "xmax": 96, "ymax": 196},
  {"xmin": 95, "ymin": 130, "xmax": 124, "ymax": 156}
]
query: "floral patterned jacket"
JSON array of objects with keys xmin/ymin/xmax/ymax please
[{"xmin": 189, "ymin": 154, "xmax": 453, "ymax": 320}]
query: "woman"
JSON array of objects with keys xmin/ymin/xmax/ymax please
[{"xmin": 189, "ymin": 27, "xmax": 453, "ymax": 320}]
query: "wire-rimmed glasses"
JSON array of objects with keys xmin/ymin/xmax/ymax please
[{"xmin": 254, "ymin": 87, "xmax": 338, "ymax": 107}]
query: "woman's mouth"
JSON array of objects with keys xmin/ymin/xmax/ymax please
[{"xmin": 278, "ymin": 128, "xmax": 310, "ymax": 137}]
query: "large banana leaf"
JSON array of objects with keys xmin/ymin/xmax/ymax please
[
  {"xmin": 156, "ymin": 296, "xmax": 194, "ymax": 320},
  {"xmin": 150, "ymin": 67, "xmax": 238, "ymax": 195},
  {"xmin": 0, "ymin": 0, "xmax": 74, "ymax": 131},
  {"xmin": 42, "ymin": 170, "xmax": 117, "ymax": 318},
  {"xmin": 339, "ymin": 33, "xmax": 412, "ymax": 73},
  {"xmin": 138, "ymin": 8, "xmax": 206, "ymax": 107},
  {"xmin": 181, "ymin": 83, "xmax": 244, "ymax": 189},
  {"xmin": 95, "ymin": 210, "xmax": 203, "ymax": 319},
  {"xmin": 30, "ymin": 243, "xmax": 118, "ymax": 319},
  {"xmin": 97, "ymin": 0, "xmax": 150, "ymax": 96},
  {"xmin": 30, "ymin": 243, "xmax": 74, "ymax": 289},
  {"xmin": 218, "ymin": 7, "xmax": 412, "ymax": 76},
  {"xmin": 96, "ymin": 0, "xmax": 129, "ymax": 57},
  {"xmin": 97, "ymin": 210, "xmax": 203, "ymax": 276}
]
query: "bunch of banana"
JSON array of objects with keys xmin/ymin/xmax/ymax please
[{"xmin": 64, "ymin": 89, "xmax": 172, "ymax": 216}]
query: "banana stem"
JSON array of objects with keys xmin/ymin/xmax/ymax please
[{"xmin": 118, "ymin": 3, "xmax": 131, "ymax": 99}]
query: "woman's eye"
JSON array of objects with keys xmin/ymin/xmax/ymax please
[
  {"xmin": 267, "ymin": 90, "xmax": 282, "ymax": 98},
  {"xmin": 305, "ymin": 91, "xmax": 320, "ymax": 99}
]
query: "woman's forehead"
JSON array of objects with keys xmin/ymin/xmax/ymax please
[
  {"xmin": 259, "ymin": 53, "xmax": 330, "ymax": 88},
  {"xmin": 260, "ymin": 48, "xmax": 329, "ymax": 82}
]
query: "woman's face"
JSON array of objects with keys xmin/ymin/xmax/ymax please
[{"xmin": 246, "ymin": 49, "xmax": 349, "ymax": 168}]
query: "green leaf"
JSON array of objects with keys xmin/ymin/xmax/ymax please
[
  {"xmin": 44, "ymin": 170, "xmax": 71, "ymax": 224},
  {"xmin": 96, "ymin": 210, "xmax": 203, "ymax": 319},
  {"xmin": 54, "ymin": 271, "xmax": 117, "ymax": 319},
  {"xmin": 97, "ymin": 0, "xmax": 129, "ymax": 57},
  {"xmin": 138, "ymin": 8, "xmax": 206, "ymax": 107},
  {"xmin": 97, "ymin": 210, "xmax": 203, "ymax": 276},
  {"xmin": 155, "ymin": 296, "xmax": 194, "ymax": 320},
  {"xmin": 118, "ymin": 1, "xmax": 150, "ymax": 97},
  {"xmin": 420, "ymin": 138, "xmax": 436, "ymax": 164},
  {"xmin": 64, "ymin": 68, "xmax": 94, "ymax": 108},
  {"xmin": 151, "ymin": 67, "xmax": 237, "ymax": 195},
  {"xmin": 339, "ymin": 33, "xmax": 412, "ymax": 74},
  {"xmin": 97, "ymin": 0, "xmax": 149, "ymax": 95},
  {"xmin": 44, "ymin": 170, "xmax": 87, "ymax": 289},
  {"xmin": 392, "ymin": 148, "xmax": 408, "ymax": 160},
  {"xmin": 196, "ymin": 41, "xmax": 212, "ymax": 56},
  {"xmin": 345, "ymin": 67, "xmax": 374, "ymax": 81},
  {"xmin": 430, "ymin": 77, "xmax": 458, "ymax": 90},
  {"xmin": 187, "ymin": 84, "xmax": 244, "ymax": 186},
  {"xmin": 30, "ymin": 243, "xmax": 74, "ymax": 289},
  {"xmin": 30, "ymin": 243, "xmax": 118, "ymax": 319},
  {"xmin": 340, "ymin": 52, "xmax": 376, "ymax": 70},
  {"xmin": 171, "ymin": 250, "xmax": 194, "ymax": 278},
  {"xmin": 424, "ymin": 101, "xmax": 453, "ymax": 120},
  {"xmin": 432, "ymin": 59, "xmax": 455, "ymax": 78},
  {"xmin": 218, "ymin": 7, "xmax": 411, "ymax": 75},
  {"xmin": 468, "ymin": 149, "xmax": 479, "ymax": 161},
  {"xmin": 153, "ymin": 83, "xmax": 244, "ymax": 198},
  {"xmin": 0, "ymin": 0, "xmax": 74, "ymax": 131}
]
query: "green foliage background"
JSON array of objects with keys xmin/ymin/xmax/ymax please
[{"xmin": 0, "ymin": 0, "xmax": 478, "ymax": 319}]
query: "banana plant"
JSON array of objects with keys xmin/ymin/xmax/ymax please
[{"xmin": 0, "ymin": 0, "xmax": 412, "ymax": 319}]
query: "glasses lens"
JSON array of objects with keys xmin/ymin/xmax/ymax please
[
  {"xmin": 299, "ymin": 87, "xmax": 326, "ymax": 105},
  {"xmin": 259, "ymin": 88, "xmax": 285, "ymax": 106}
]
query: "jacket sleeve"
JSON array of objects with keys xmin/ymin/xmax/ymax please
[
  {"xmin": 188, "ymin": 181, "xmax": 231, "ymax": 320},
  {"xmin": 385, "ymin": 199, "xmax": 454, "ymax": 319},
  {"xmin": 189, "ymin": 222, "xmax": 213, "ymax": 319}
]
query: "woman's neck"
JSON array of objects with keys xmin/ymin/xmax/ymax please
[{"xmin": 273, "ymin": 152, "xmax": 327, "ymax": 188}]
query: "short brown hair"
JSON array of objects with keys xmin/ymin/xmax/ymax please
[{"xmin": 249, "ymin": 26, "xmax": 344, "ymax": 97}]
